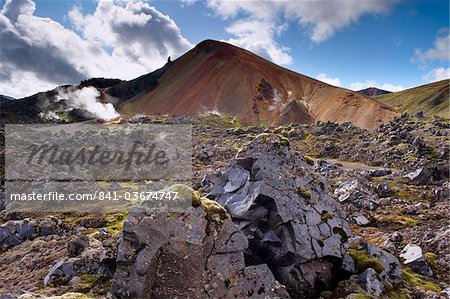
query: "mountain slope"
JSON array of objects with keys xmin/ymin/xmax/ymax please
[
  {"xmin": 376, "ymin": 80, "xmax": 449, "ymax": 118},
  {"xmin": 0, "ymin": 95, "xmax": 15, "ymax": 102},
  {"xmin": 109, "ymin": 40, "xmax": 398, "ymax": 129},
  {"xmin": 358, "ymin": 87, "xmax": 391, "ymax": 97}
]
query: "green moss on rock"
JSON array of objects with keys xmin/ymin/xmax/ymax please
[
  {"xmin": 78, "ymin": 273, "xmax": 97, "ymax": 289},
  {"xmin": 201, "ymin": 197, "xmax": 227, "ymax": 218},
  {"xmin": 402, "ymin": 267, "xmax": 441, "ymax": 292},
  {"xmin": 319, "ymin": 290, "xmax": 333, "ymax": 298},
  {"xmin": 304, "ymin": 155, "xmax": 315, "ymax": 166},
  {"xmin": 424, "ymin": 252, "xmax": 437, "ymax": 262},
  {"xmin": 321, "ymin": 210, "xmax": 334, "ymax": 222},
  {"xmin": 298, "ymin": 186, "xmax": 312, "ymax": 200},
  {"xmin": 348, "ymin": 249, "xmax": 384, "ymax": 273}
]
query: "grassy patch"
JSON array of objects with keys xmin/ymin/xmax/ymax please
[
  {"xmin": 348, "ymin": 249, "xmax": 384, "ymax": 273},
  {"xmin": 402, "ymin": 267, "xmax": 441, "ymax": 292},
  {"xmin": 304, "ymin": 155, "xmax": 315, "ymax": 166},
  {"xmin": 104, "ymin": 212, "xmax": 127, "ymax": 236},
  {"xmin": 384, "ymin": 288, "xmax": 410, "ymax": 299},
  {"xmin": 78, "ymin": 273, "xmax": 97, "ymax": 289},
  {"xmin": 374, "ymin": 215, "xmax": 417, "ymax": 227},
  {"xmin": 424, "ymin": 252, "xmax": 438, "ymax": 262}
]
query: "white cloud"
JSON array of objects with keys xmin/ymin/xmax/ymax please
[
  {"xmin": 68, "ymin": 1, "xmax": 192, "ymax": 71},
  {"xmin": 423, "ymin": 67, "xmax": 450, "ymax": 82},
  {"xmin": 201, "ymin": 0, "xmax": 398, "ymax": 65},
  {"xmin": 414, "ymin": 28, "xmax": 450, "ymax": 63},
  {"xmin": 350, "ymin": 80, "xmax": 405, "ymax": 92},
  {"xmin": 0, "ymin": 0, "xmax": 35, "ymax": 21},
  {"xmin": 316, "ymin": 73, "xmax": 342, "ymax": 86},
  {"xmin": 225, "ymin": 19, "xmax": 292, "ymax": 65},
  {"xmin": 0, "ymin": 70, "xmax": 57, "ymax": 98},
  {"xmin": 381, "ymin": 83, "xmax": 407, "ymax": 92},
  {"xmin": 282, "ymin": 1, "xmax": 398, "ymax": 44},
  {"xmin": 0, "ymin": 0, "xmax": 192, "ymax": 98}
]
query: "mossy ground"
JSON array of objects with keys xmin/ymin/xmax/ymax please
[
  {"xmin": 348, "ymin": 249, "xmax": 384, "ymax": 273},
  {"xmin": 402, "ymin": 268, "xmax": 441, "ymax": 292},
  {"xmin": 373, "ymin": 215, "xmax": 417, "ymax": 227}
]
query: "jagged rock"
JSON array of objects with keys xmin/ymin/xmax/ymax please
[
  {"xmin": 0, "ymin": 217, "xmax": 63, "ymax": 250},
  {"xmin": 381, "ymin": 232, "xmax": 403, "ymax": 255},
  {"xmin": 39, "ymin": 216, "xmax": 63, "ymax": 236},
  {"xmin": 321, "ymin": 141, "xmax": 339, "ymax": 158},
  {"xmin": 44, "ymin": 236, "xmax": 104, "ymax": 286},
  {"xmin": 316, "ymin": 160, "xmax": 337, "ymax": 172},
  {"xmin": 441, "ymin": 287, "xmax": 450, "ymax": 297},
  {"xmin": 341, "ymin": 252, "xmax": 356, "ymax": 273},
  {"xmin": 358, "ymin": 268, "xmax": 384, "ymax": 297},
  {"xmin": 0, "ymin": 219, "xmax": 39, "ymax": 249},
  {"xmin": 432, "ymin": 181, "xmax": 449, "ymax": 206},
  {"xmin": 334, "ymin": 179, "xmax": 379, "ymax": 210},
  {"xmin": 0, "ymin": 192, "xmax": 5, "ymax": 211},
  {"xmin": 366, "ymin": 244, "xmax": 403, "ymax": 285},
  {"xmin": 375, "ymin": 182, "xmax": 394, "ymax": 198},
  {"xmin": 223, "ymin": 165, "xmax": 250, "ymax": 193},
  {"xmin": 404, "ymin": 168, "xmax": 432, "ymax": 185},
  {"xmin": 354, "ymin": 215, "xmax": 370, "ymax": 226},
  {"xmin": 111, "ymin": 191, "xmax": 288, "ymax": 298},
  {"xmin": 208, "ymin": 134, "xmax": 352, "ymax": 297},
  {"xmin": 99, "ymin": 236, "xmax": 119, "ymax": 263},
  {"xmin": 404, "ymin": 163, "xmax": 450, "ymax": 185},
  {"xmin": 334, "ymin": 179, "xmax": 359, "ymax": 203},
  {"xmin": 400, "ymin": 244, "xmax": 433, "ymax": 276},
  {"xmin": 370, "ymin": 169, "xmax": 392, "ymax": 177},
  {"xmin": 67, "ymin": 236, "xmax": 90, "ymax": 257}
]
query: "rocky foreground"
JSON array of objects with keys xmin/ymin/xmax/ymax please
[{"xmin": 0, "ymin": 114, "xmax": 449, "ymax": 298}]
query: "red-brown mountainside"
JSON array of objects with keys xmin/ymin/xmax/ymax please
[{"xmin": 108, "ymin": 40, "xmax": 399, "ymax": 129}]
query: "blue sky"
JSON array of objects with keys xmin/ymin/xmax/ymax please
[{"xmin": 0, "ymin": 0, "xmax": 449, "ymax": 97}]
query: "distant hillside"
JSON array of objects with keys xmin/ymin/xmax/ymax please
[
  {"xmin": 358, "ymin": 87, "xmax": 391, "ymax": 97},
  {"xmin": 80, "ymin": 77, "xmax": 124, "ymax": 89},
  {"xmin": 1, "ymin": 40, "xmax": 402, "ymax": 129},
  {"xmin": 0, "ymin": 95, "xmax": 15, "ymax": 102},
  {"xmin": 376, "ymin": 80, "xmax": 449, "ymax": 118},
  {"xmin": 108, "ymin": 40, "xmax": 398, "ymax": 129}
]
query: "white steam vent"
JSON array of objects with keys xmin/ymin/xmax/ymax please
[{"xmin": 56, "ymin": 86, "xmax": 120, "ymax": 121}]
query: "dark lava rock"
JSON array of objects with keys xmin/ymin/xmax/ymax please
[
  {"xmin": 404, "ymin": 163, "xmax": 450, "ymax": 185},
  {"xmin": 358, "ymin": 268, "xmax": 384, "ymax": 297},
  {"xmin": 375, "ymin": 182, "xmax": 394, "ymax": 198},
  {"xmin": 400, "ymin": 244, "xmax": 433, "ymax": 277},
  {"xmin": 44, "ymin": 236, "xmax": 104, "ymax": 287},
  {"xmin": 207, "ymin": 134, "xmax": 352, "ymax": 297},
  {"xmin": 353, "ymin": 215, "xmax": 370, "ymax": 226},
  {"xmin": 67, "ymin": 235, "xmax": 90, "ymax": 257},
  {"xmin": 366, "ymin": 243, "xmax": 403, "ymax": 285},
  {"xmin": 334, "ymin": 179, "xmax": 379, "ymax": 210},
  {"xmin": 0, "ymin": 216, "xmax": 63, "ymax": 250},
  {"xmin": 111, "ymin": 192, "xmax": 288, "ymax": 299},
  {"xmin": 370, "ymin": 169, "xmax": 392, "ymax": 177},
  {"xmin": 0, "ymin": 192, "xmax": 4, "ymax": 211},
  {"xmin": 0, "ymin": 219, "xmax": 39, "ymax": 249}
]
